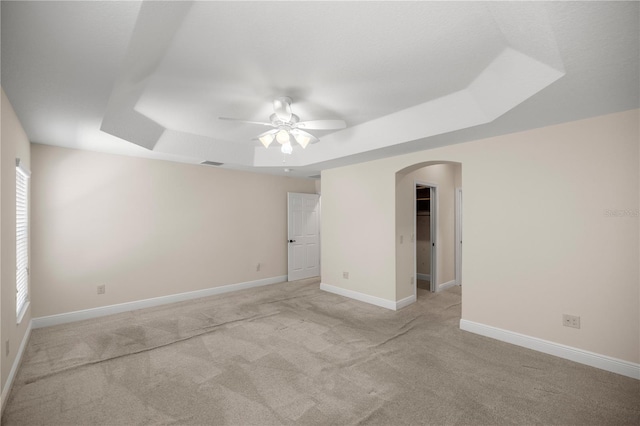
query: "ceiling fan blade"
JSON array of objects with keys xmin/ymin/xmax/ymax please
[
  {"xmin": 219, "ymin": 117, "xmax": 273, "ymax": 127},
  {"xmin": 290, "ymin": 129, "xmax": 319, "ymax": 148},
  {"xmin": 295, "ymin": 119, "xmax": 346, "ymax": 130},
  {"xmin": 273, "ymin": 97, "xmax": 292, "ymax": 122},
  {"xmin": 257, "ymin": 129, "xmax": 278, "ymax": 138}
]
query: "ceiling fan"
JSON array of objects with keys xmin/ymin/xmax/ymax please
[{"xmin": 219, "ymin": 97, "xmax": 346, "ymax": 154}]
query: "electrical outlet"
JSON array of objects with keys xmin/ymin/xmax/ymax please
[
  {"xmin": 97, "ymin": 285, "xmax": 106, "ymax": 295},
  {"xmin": 343, "ymin": 272, "xmax": 349, "ymax": 279},
  {"xmin": 563, "ymin": 314, "xmax": 580, "ymax": 329}
]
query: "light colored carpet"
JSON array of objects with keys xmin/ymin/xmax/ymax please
[{"xmin": 3, "ymin": 278, "xmax": 639, "ymax": 425}]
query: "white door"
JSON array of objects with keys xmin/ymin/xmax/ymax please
[
  {"xmin": 429, "ymin": 186, "xmax": 437, "ymax": 292},
  {"xmin": 287, "ymin": 193, "xmax": 320, "ymax": 281}
]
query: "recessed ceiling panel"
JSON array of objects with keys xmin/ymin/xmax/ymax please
[
  {"xmin": 121, "ymin": 1, "xmax": 565, "ymax": 168},
  {"xmin": 134, "ymin": 1, "xmax": 506, "ymax": 138},
  {"xmin": 2, "ymin": 1, "xmax": 637, "ymax": 176}
]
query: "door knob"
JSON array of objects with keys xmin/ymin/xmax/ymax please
[{"xmin": 289, "ymin": 239, "xmax": 296, "ymax": 243}]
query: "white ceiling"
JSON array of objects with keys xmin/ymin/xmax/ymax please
[{"xmin": 2, "ymin": 1, "xmax": 638, "ymax": 178}]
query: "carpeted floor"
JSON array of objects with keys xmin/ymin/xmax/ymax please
[{"xmin": 3, "ymin": 278, "xmax": 639, "ymax": 425}]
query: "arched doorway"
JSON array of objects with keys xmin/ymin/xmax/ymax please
[{"xmin": 395, "ymin": 161, "xmax": 462, "ymax": 303}]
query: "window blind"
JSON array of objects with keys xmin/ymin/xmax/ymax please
[{"xmin": 16, "ymin": 161, "xmax": 30, "ymax": 319}]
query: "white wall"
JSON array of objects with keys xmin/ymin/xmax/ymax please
[
  {"xmin": 322, "ymin": 109, "xmax": 639, "ymax": 364},
  {"xmin": 30, "ymin": 145, "xmax": 317, "ymax": 317},
  {"xmin": 1, "ymin": 88, "xmax": 32, "ymax": 407}
]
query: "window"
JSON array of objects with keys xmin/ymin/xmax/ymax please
[{"xmin": 16, "ymin": 159, "xmax": 30, "ymax": 321}]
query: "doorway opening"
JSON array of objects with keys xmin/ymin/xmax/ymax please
[
  {"xmin": 415, "ymin": 182, "xmax": 437, "ymax": 293},
  {"xmin": 394, "ymin": 161, "xmax": 462, "ymax": 305}
]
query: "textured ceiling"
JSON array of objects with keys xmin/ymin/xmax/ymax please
[{"xmin": 2, "ymin": 1, "xmax": 638, "ymax": 178}]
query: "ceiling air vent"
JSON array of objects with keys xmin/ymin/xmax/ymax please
[{"xmin": 200, "ymin": 161, "xmax": 224, "ymax": 166}]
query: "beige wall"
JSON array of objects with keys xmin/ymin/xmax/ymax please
[
  {"xmin": 1, "ymin": 88, "xmax": 32, "ymax": 402},
  {"xmin": 30, "ymin": 145, "xmax": 316, "ymax": 317},
  {"xmin": 396, "ymin": 163, "xmax": 460, "ymax": 300},
  {"xmin": 322, "ymin": 109, "xmax": 639, "ymax": 363},
  {"xmin": 321, "ymin": 161, "xmax": 397, "ymax": 301}
]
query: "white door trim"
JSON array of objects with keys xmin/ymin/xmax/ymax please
[{"xmin": 429, "ymin": 186, "xmax": 438, "ymax": 292}]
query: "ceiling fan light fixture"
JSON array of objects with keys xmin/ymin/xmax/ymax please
[
  {"xmin": 220, "ymin": 97, "xmax": 347, "ymax": 154},
  {"xmin": 276, "ymin": 129, "xmax": 290, "ymax": 144},
  {"xmin": 293, "ymin": 133, "xmax": 311, "ymax": 149},
  {"xmin": 258, "ymin": 133, "xmax": 275, "ymax": 148},
  {"xmin": 281, "ymin": 141, "xmax": 293, "ymax": 154}
]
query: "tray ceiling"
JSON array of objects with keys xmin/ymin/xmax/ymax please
[{"xmin": 2, "ymin": 1, "xmax": 638, "ymax": 177}]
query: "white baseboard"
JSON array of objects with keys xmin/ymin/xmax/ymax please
[
  {"xmin": 32, "ymin": 275, "xmax": 288, "ymax": 329},
  {"xmin": 460, "ymin": 319, "xmax": 640, "ymax": 380},
  {"xmin": 320, "ymin": 283, "xmax": 397, "ymax": 310},
  {"xmin": 1, "ymin": 320, "xmax": 32, "ymax": 412},
  {"xmin": 438, "ymin": 280, "xmax": 457, "ymax": 291},
  {"xmin": 417, "ymin": 273, "xmax": 430, "ymax": 281},
  {"xmin": 396, "ymin": 294, "xmax": 416, "ymax": 310}
]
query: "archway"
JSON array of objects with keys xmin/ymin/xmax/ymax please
[{"xmin": 395, "ymin": 161, "xmax": 462, "ymax": 303}]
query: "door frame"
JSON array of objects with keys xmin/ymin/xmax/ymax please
[{"xmin": 414, "ymin": 180, "xmax": 438, "ymax": 296}]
